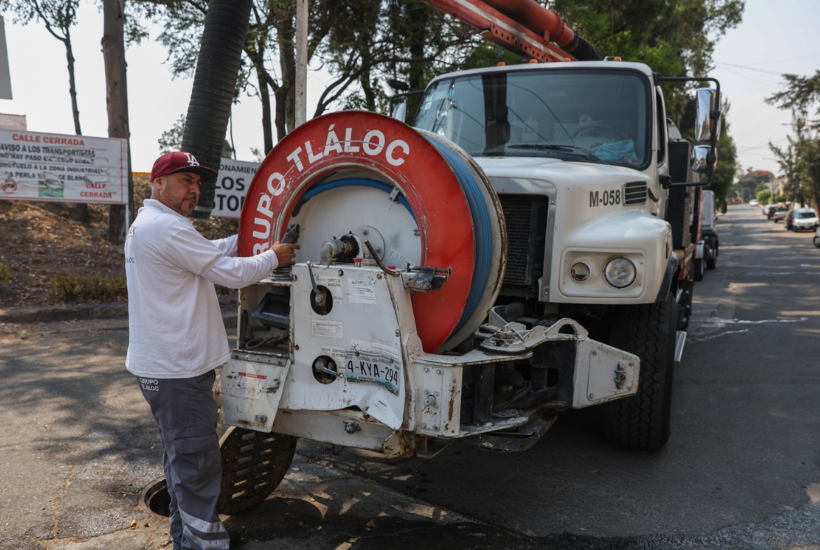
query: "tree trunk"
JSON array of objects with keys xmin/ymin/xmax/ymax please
[
  {"xmin": 65, "ymin": 28, "xmax": 81, "ymax": 136},
  {"xmin": 254, "ymin": 53, "xmax": 274, "ymax": 153},
  {"xmin": 61, "ymin": 27, "xmax": 90, "ymax": 224},
  {"xmin": 102, "ymin": 0, "xmax": 134, "ymax": 243},
  {"xmin": 360, "ymin": 33, "xmax": 375, "ymax": 111},
  {"xmin": 407, "ymin": 4, "xmax": 427, "ymax": 91},
  {"xmin": 275, "ymin": 15, "xmax": 295, "ymax": 140}
]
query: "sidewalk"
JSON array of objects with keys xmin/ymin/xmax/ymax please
[{"xmin": 0, "ymin": 309, "xmax": 514, "ymax": 550}]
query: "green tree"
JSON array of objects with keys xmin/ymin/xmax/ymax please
[
  {"xmin": 795, "ymin": 136, "xmax": 820, "ymax": 211},
  {"xmin": 736, "ymin": 171, "xmax": 772, "ymax": 202},
  {"xmin": 550, "ymin": 0, "xmax": 743, "ymax": 114},
  {"xmin": 158, "ymin": 114, "xmax": 234, "ymax": 158},
  {"xmin": 769, "ymin": 136, "xmax": 804, "ymax": 206},
  {"xmin": 142, "ymin": 0, "xmax": 745, "ymax": 160},
  {"xmin": 767, "ymin": 72, "xmax": 820, "ymax": 122},
  {"xmin": 140, "ymin": 0, "xmax": 373, "ymax": 148},
  {"xmin": 297, "ymin": 0, "xmax": 483, "ymax": 118},
  {"xmin": 767, "ymin": 70, "xmax": 820, "ymax": 210}
]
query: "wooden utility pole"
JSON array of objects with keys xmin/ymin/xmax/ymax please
[{"xmin": 101, "ymin": 0, "xmax": 134, "ymax": 242}]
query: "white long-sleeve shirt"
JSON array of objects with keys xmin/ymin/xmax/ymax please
[{"xmin": 125, "ymin": 199, "xmax": 278, "ymax": 379}]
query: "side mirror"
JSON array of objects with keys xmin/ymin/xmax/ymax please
[
  {"xmin": 391, "ymin": 102, "xmax": 407, "ymax": 123},
  {"xmin": 695, "ymin": 88, "xmax": 722, "ymax": 143},
  {"xmin": 691, "ymin": 145, "xmax": 717, "ymax": 173}
]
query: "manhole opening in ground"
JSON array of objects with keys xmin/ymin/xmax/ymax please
[{"xmin": 141, "ymin": 477, "xmax": 171, "ymax": 517}]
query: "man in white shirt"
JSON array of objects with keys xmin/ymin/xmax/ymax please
[{"xmin": 125, "ymin": 151, "xmax": 298, "ymax": 550}]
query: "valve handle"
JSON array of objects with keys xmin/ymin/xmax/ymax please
[{"xmin": 305, "ymin": 262, "xmax": 325, "ymax": 306}]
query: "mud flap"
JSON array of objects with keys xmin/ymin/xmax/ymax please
[
  {"xmin": 216, "ymin": 358, "xmax": 291, "ymax": 432},
  {"xmin": 572, "ymin": 337, "xmax": 639, "ymax": 408}
]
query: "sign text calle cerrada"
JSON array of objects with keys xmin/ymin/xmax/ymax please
[{"xmin": 0, "ymin": 129, "xmax": 128, "ymax": 204}]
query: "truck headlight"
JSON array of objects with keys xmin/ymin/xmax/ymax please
[{"xmin": 604, "ymin": 257, "xmax": 636, "ymax": 288}]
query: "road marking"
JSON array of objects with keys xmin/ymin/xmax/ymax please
[{"xmin": 688, "ymin": 317, "xmax": 808, "ymax": 342}]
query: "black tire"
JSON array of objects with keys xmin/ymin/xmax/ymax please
[
  {"xmin": 603, "ymin": 296, "xmax": 677, "ymax": 452},
  {"xmin": 693, "ymin": 256, "xmax": 704, "ymax": 281},
  {"xmin": 217, "ymin": 427, "xmax": 297, "ymax": 515}
]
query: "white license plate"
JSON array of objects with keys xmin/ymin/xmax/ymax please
[{"xmin": 344, "ymin": 350, "xmax": 400, "ymax": 395}]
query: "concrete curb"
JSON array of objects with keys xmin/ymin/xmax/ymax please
[
  {"xmin": 0, "ymin": 303, "xmax": 237, "ymax": 327},
  {"xmin": 0, "ymin": 303, "xmax": 129, "ymax": 324}
]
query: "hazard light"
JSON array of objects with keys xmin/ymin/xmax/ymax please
[{"xmin": 570, "ymin": 262, "xmax": 591, "ymax": 282}]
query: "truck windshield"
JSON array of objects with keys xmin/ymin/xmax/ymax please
[{"xmin": 414, "ymin": 68, "xmax": 651, "ymax": 168}]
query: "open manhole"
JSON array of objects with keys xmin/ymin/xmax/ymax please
[{"xmin": 140, "ymin": 477, "xmax": 171, "ymax": 517}]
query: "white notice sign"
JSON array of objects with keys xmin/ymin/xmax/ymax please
[
  {"xmin": 348, "ymin": 279, "xmax": 377, "ymax": 304},
  {"xmin": 0, "ymin": 129, "xmax": 128, "ymax": 204},
  {"xmin": 211, "ymin": 158, "xmax": 259, "ymax": 218},
  {"xmin": 311, "ymin": 320, "xmax": 344, "ymax": 339}
]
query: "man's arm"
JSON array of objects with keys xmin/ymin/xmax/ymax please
[
  {"xmin": 211, "ymin": 234, "xmax": 238, "ymax": 257},
  {"xmin": 204, "ymin": 242, "xmax": 299, "ymax": 288},
  {"xmin": 164, "ymin": 226, "xmax": 299, "ymax": 289}
]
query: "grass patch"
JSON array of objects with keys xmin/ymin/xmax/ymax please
[
  {"xmin": 50, "ymin": 273, "xmax": 127, "ymax": 303},
  {"xmin": 0, "ymin": 264, "xmax": 11, "ymax": 285}
]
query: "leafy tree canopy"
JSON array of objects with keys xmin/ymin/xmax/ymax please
[{"xmin": 767, "ymin": 70, "xmax": 820, "ymax": 209}]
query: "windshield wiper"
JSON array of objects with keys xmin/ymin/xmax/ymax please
[{"xmin": 507, "ymin": 143, "xmax": 608, "ymax": 164}]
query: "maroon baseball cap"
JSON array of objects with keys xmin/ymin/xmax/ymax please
[{"xmin": 151, "ymin": 151, "xmax": 218, "ymax": 181}]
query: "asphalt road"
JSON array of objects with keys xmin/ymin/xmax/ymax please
[
  {"xmin": 297, "ymin": 204, "xmax": 820, "ymax": 549},
  {"xmin": 2, "ymin": 205, "xmax": 820, "ymax": 550}
]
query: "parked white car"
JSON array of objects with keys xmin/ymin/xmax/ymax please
[{"xmin": 791, "ymin": 208, "xmax": 818, "ymax": 231}]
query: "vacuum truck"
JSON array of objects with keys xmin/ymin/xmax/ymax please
[{"xmin": 205, "ymin": 0, "xmax": 721, "ymax": 514}]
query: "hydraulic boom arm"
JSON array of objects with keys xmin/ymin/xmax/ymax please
[{"xmin": 423, "ymin": 0, "xmax": 600, "ymax": 62}]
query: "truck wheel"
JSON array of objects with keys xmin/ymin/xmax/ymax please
[
  {"xmin": 603, "ymin": 296, "xmax": 677, "ymax": 452},
  {"xmin": 706, "ymin": 243, "xmax": 716, "ymax": 270},
  {"xmin": 693, "ymin": 255, "xmax": 705, "ymax": 281},
  {"xmin": 217, "ymin": 427, "xmax": 297, "ymax": 515}
]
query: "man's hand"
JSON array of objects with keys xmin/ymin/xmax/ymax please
[{"xmin": 270, "ymin": 241, "xmax": 300, "ymax": 267}]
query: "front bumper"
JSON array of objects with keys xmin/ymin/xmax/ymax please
[{"xmin": 216, "ymin": 267, "xmax": 641, "ymax": 458}]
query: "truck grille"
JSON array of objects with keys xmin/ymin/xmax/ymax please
[
  {"xmin": 623, "ymin": 181, "xmax": 647, "ymax": 205},
  {"xmin": 499, "ymin": 195, "xmax": 548, "ymax": 293}
]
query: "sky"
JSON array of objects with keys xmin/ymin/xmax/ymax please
[{"xmin": 0, "ymin": 0, "xmax": 818, "ymax": 176}]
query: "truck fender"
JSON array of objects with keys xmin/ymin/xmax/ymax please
[
  {"xmin": 695, "ymin": 240, "xmax": 705, "ymax": 260},
  {"xmin": 655, "ymin": 255, "xmax": 680, "ymax": 303}
]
